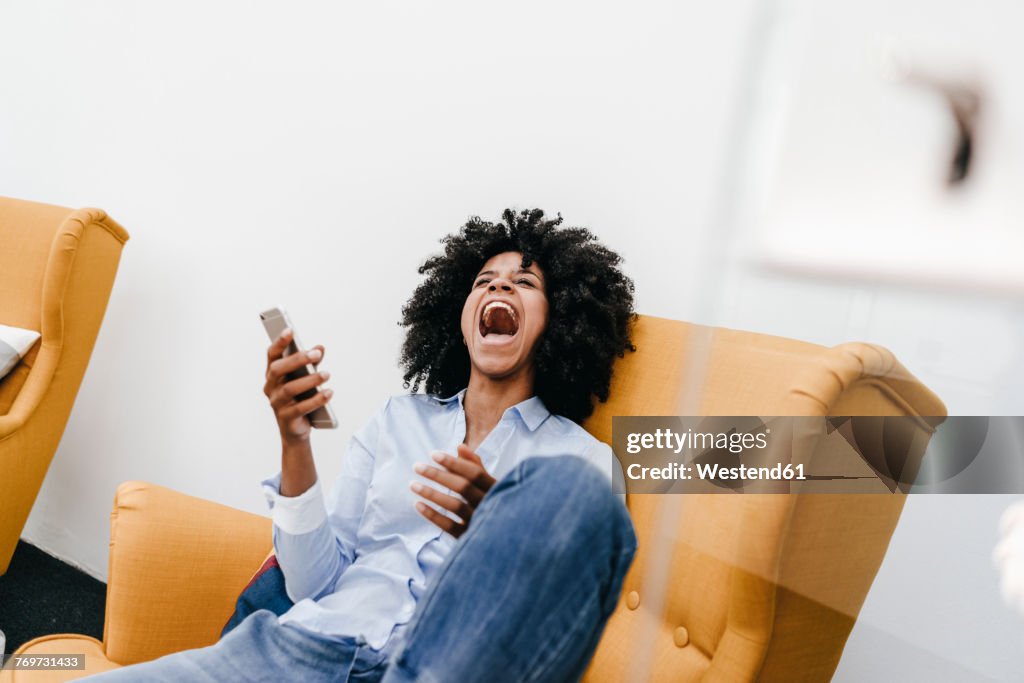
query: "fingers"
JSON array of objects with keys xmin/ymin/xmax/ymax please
[
  {"xmin": 414, "ymin": 463, "xmax": 485, "ymax": 507},
  {"xmin": 456, "ymin": 443, "xmax": 483, "ymax": 465},
  {"xmin": 265, "ymin": 328, "xmax": 324, "ymax": 374},
  {"xmin": 266, "ymin": 328, "xmax": 293, "ymax": 364},
  {"xmin": 311, "ymin": 344, "xmax": 325, "ymax": 369},
  {"xmin": 280, "ymin": 387, "xmax": 334, "ymax": 421},
  {"xmin": 265, "ymin": 347, "xmax": 323, "ymax": 392},
  {"xmin": 415, "ymin": 500, "xmax": 465, "ymax": 538},
  {"xmin": 271, "ymin": 347, "xmax": 321, "ymax": 375},
  {"xmin": 429, "ymin": 451, "xmax": 496, "ymax": 493},
  {"xmin": 410, "ymin": 482, "xmax": 473, "ymax": 521},
  {"xmin": 269, "ymin": 370, "xmax": 331, "ymax": 409},
  {"xmin": 411, "ymin": 447, "xmax": 495, "ymax": 537}
]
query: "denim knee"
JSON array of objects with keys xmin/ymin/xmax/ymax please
[{"xmin": 501, "ymin": 455, "xmax": 637, "ymax": 555}]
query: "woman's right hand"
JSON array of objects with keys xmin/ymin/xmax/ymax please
[{"xmin": 263, "ymin": 329, "xmax": 334, "ymax": 444}]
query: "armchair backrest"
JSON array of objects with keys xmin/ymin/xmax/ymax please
[{"xmin": 582, "ymin": 315, "xmax": 945, "ymax": 682}]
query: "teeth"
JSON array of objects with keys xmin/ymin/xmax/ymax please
[
  {"xmin": 483, "ymin": 301, "xmax": 516, "ymax": 318},
  {"xmin": 481, "ymin": 300, "xmax": 518, "ymax": 337}
]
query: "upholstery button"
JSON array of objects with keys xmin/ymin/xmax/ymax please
[
  {"xmin": 626, "ymin": 591, "xmax": 640, "ymax": 610},
  {"xmin": 673, "ymin": 626, "xmax": 690, "ymax": 648}
]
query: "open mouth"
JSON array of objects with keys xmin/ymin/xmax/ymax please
[{"xmin": 479, "ymin": 300, "xmax": 520, "ymax": 338}]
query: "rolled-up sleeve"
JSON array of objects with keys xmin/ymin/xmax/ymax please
[
  {"xmin": 261, "ymin": 398, "xmax": 389, "ymax": 604},
  {"xmin": 261, "ymin": 474, "xmax": 345, "ymax": 603},
  {"xmin": 262, "ymin": 475, "xmax": 328, "ymax": 534}
]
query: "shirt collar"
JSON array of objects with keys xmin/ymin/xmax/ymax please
[
  {"xmin": 436, "ymin": 388, "xmax": 550, "ymax": 432},
  {"xmin": 511, "ymin": 395, "xmax": 550, "ymax": 431},
  {"xmin": 436, "ymin": 388, "xmax": 467, "ymax": 406}
]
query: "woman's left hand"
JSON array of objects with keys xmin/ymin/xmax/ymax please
[{"xmin": 412, "ymin": 444, "xmax": 496, "ymax": 538}]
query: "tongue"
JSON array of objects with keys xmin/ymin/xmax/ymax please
[{"xmin": 484, "ymin": 308, "xmax": 517, "ymax": 336}]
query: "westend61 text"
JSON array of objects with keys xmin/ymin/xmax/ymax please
[{"xmin": 627, "ymin": 462, "xmax": 807, "ymax": 481}]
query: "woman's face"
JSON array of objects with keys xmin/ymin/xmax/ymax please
[{"xmin": 460, "ymin": 251, "xmax": 549, "ymax": 382}]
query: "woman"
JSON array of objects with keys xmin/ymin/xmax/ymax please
[{"xmin": 87, "ymin": 208, "xmax": 638, "ymax": 682}]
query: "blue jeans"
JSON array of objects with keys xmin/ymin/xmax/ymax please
[{"xmin": 84, "ymin": 456, "xmax": 637, "ymax": 682}]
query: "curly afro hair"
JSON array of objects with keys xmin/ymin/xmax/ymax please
[{"xmin": 399, "ymin": 208, "xmax": 636, "ymax": 424}]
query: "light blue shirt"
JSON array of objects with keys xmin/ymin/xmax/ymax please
[{"xmin": 261, "ymin": 389, "xmax": 617, "ymax": 651}]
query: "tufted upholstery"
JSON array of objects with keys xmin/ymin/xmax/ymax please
[{"xmin": 582, "ymin": 318, "xmax": 945, "ymax": 682}]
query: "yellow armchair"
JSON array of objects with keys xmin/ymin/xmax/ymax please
[
  {"xmin": 3, "ymin": 316, "xmax": 945, "ymax": 682},
  {"xmin": 0, "ymin": 197, "xmax": 129, "ymax": 575}
]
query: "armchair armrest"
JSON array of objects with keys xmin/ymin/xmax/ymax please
[
  {"xmin": 102, "ymin": 481, "xmax": 271, "ymax": 665},
  {"xmin": 0, "ymin": 207, "xmax": 128, "ymax": 439}
]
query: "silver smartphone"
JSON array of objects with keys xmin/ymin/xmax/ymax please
[{"xmin": 260, "ymin": 307, "xmax": 338, "ymax": 429}]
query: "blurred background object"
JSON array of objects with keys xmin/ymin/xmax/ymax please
[
  {"xmin": 744, "ymin": 0, "xmax": 1024, "ymax": 293},
  {"xmin": 994, "ymin": 501, "xmax": 1024, "ymax": 616}
]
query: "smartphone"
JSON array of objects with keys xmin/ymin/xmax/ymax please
[{"xmin": 260, "ymin": 307, "xmax": 338, "ymax": 429}]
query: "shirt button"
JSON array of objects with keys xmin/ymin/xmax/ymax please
[
  {"xmin": 626, "ymin": 591, "xmax": 640, "ymax": 610},
  {"xmin": 673, "ymin": 626, "xmax": 690, "ymax": 648}
]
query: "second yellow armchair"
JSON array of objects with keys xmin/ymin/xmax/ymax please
[{"xmin": 0, "ymin": 197, "xmax": 129, "ymax": 575}]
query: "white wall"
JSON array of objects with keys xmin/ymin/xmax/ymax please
[
  {"xmin": 0, "ymin": 0, "xmax": 757, "ymax": 576},
  {"xmin": 3, "ymin": 1, "xmax": 1023, "ymax": 679}
]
